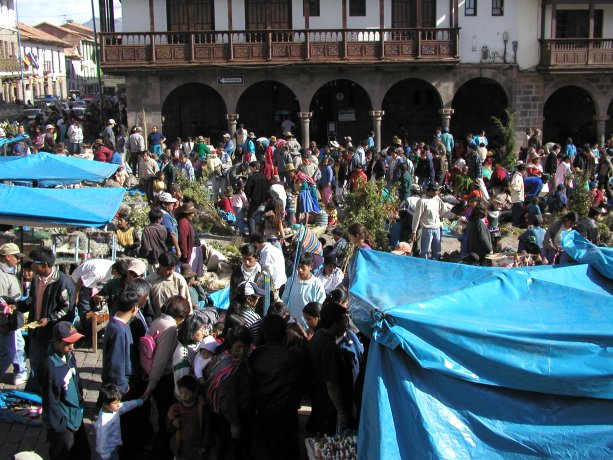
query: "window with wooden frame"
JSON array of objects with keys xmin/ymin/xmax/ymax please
[
  {"xmin": 167, "ymin": 0, "xmax": 215, "ymax": 31},
  {"xmin": 465, "ymin": 0, "xmax": 477, "ymax": 16},
  {"xmin": 349, "ymin": 0, "xmax": 366, "ymax": 17},
  {"xmin": 492, "ymin": 0, "xmax": 503, "ymax": 16},
  {"xmin": 304, "ymin": 0, "xmax": 320, "ymax": 16}
]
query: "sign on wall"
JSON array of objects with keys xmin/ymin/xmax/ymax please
[
  {"xmin": 217, "ymin": 76, "xmax": 244, "ymax": 85},
  {"xmin": 338, "ymin": 109, "xmax": 356, "ymax": 122}
]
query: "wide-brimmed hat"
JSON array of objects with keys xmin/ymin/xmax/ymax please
[
  {"xmin": 283, "ymin": 131, "xmax": 293, "ymax": 137},
  {"xmin": 158, "ymin": 192, "xmax": 177, "ymax": 203},
  {"xmin": 0, "ymin": 243, "xmax": 24, "ymax": 257},
  {"xmin": 197, "ymin": 136, "xmax": 205, "ymax": 142},
  {"xmin": 45, "ymin": 124, "xmax": 55, "ymax": 130},
  {"xmin": 393, "ymin": 136, "xmax": 402, "ymax": 146},
  {"xmin": 285, "ymin": 163, "xmax": 296, "ymax": 172},
  {"xmin": 222, "ymin": 133, "xmax": 231, "ymax": 138},
  {"xmin": 248, "ymin": 132, "xmax": 256, "ymax": 139},
  {"xmin": 94, "ymin": 138, "xmax": 104, "ymax": 145},
  {"xmin": 180, "ymin": 263, "xmax": 196, "ymax": 279},
  {"xmin": 179, "ymin": 202, "xmax": 197, "ymax": 214},
  {"xmin": 329, "ymin": 140, "xmax": 340, "ymax": 148}
]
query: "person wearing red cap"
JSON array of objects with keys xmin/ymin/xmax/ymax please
[{"xmin": 38, "ymin": 321, "xmax": 90, "ymax": 459}]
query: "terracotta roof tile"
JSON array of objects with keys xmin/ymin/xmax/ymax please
[{"xmin": 18, "ymin": 22, "xmax": 71, "ymax": 47}]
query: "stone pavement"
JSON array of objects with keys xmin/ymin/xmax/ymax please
[{"xmin": 0, "ymin": 345, "xmax": 102, "ymax": 459}]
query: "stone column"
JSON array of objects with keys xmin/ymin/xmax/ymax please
[
  {"xmin": 594, "ymin": 116, "xmax": 609, "ymax": 147},
  {"xmin": 15, "ymin": 80, "xmax": 23, "ymax": 102},
  {"xmin": 225, "ymin": 113, "xmax": 239, "ymax": 137},
  {"xmin": 439, "ymin": 108, "xmax": 454, "ymax": 131},
  {"xmin": 369, "ymin": 109, "xmax": 384, "ymax": 152},
  {"xmin": 298, "ymin": 112, "xmax": 313, "ymax": 148}
]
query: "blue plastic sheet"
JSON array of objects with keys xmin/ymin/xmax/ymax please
[
  {"xmin": 208, "ymin": 287, "xmax": 230, "ymax": 310},
  {"xmin": 349, "ymin": 249, "xmax": 613, "ymax": 459},
  {"xmin": 562, "ymin": 230, "xmax": 613, "ymax": 279},
  {"xmin": 0, "ymin": 184, "xmax": 124, "ymax": 228},
  {"xmin": 0, "ymin": 151, "xmax": 119, "ymax": 184}
]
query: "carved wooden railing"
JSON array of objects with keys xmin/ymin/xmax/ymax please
[
  {"xmin": 100, "ymin": 28, "xmax": 459, "ymax": 67},
  {"xmin": 540, "ymin": 38, "xmax": 613, "ymax": 68}
]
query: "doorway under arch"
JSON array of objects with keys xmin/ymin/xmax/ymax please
[
  {"xmin": 236, "ymin": 81, "xmax": 299, "ymax": 138},
  {"xmin": 162, "ymin": 83, "xmax": 226, "ymax": 143},
  {"xmin": 451, "ymin": 78, "xmax": 508, "ymax": 141},
  {"xmin": 309, "ymin": 79, "xmax": 372, "ymax": 147},
  {"xmin": 543, "ymin": 86, "xmax": 596, "ymax": 145},
  {"xmin": 382, "ymin": 78, "xmax": 442, "ymax": 145}
]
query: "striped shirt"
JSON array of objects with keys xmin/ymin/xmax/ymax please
[{"xmin": 239, "ymin": 307, "xmax": 262, "ymax": 343}]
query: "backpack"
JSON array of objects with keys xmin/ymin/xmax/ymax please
[{"xmin": 139, "ymin": 330, "xmax": 160, "ymax": 375}]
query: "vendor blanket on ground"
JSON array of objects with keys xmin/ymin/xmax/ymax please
[{"xmin": 348, "ymin": 242, "xmax": 613, "ymax": 459}]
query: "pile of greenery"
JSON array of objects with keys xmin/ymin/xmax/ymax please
[{"xmin": 343, "ymin": 180, "xmax": 398, "ymax": 251}]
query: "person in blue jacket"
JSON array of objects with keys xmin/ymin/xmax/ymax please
[{"xmin": 38, "ymin": 321, "xmax": 91, "ymax": 460}]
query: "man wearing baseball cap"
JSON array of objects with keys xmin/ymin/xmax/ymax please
[
  {"xmin": 38, "ymin": 321, "xmax": 90, "ymax": 459},
  {"xmin": 0, "ymin": 243, "xmax": 27, "ymax": 386}
]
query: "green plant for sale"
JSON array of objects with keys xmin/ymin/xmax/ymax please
[
  {"xmin": 0, "ymin": 120, "xmax": 18, "ymax": 137},
  {"xmin": 491, "ymin": 110, "xmax": 516, "ymax": 172},
  {"xmin": 452, "ymin": 174, "xmax": 474, "ymax": 198},
  {"xmin": 568, "ymin": 170, "xmax": 591, "ymax": 219},
  {"xmin": 343, "ymin": 180, "xmax": 398, "ymax": 251}
]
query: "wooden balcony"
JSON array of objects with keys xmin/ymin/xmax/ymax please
[
  {"xmin": 100, "ymin": 28, "xmax": 459, "ymax": 70},
  {"xmin": 539, "ymin": 38, "xmax": 613, "ymax": 72}
]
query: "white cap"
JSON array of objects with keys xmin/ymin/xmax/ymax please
[
  {"xmin": 199, "ymin": 335, "xmax": 219, "ymax": 353},
  {"xmin": 158, "ymin": 192, "xmax": 177, "ymax": 203}
]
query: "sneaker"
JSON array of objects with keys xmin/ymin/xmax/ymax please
[{"xmin": 13, "ymin": 373, "xmax": 28, "ymax": 386}]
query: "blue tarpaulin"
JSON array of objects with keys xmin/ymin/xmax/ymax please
[
  {"xmin": 562, "ymin": 229, "xmax": 613, "ymax": 279},
  {"xmin": 349, "ymin": 248, "xmax": 613, "ymax": 459},
  {"xmin": 0, "ymin": 184, "xmax": 124, "ymax": 228},
  {"xmin": 208, "ymin": 287, "xmax": 230, "ymax": 310},
  {"xmin": 0, "ymin": 151, "xmax": 118, "ymax": 184}
]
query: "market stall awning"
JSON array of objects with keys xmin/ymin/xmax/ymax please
[
  {"xmin": 0, "ymin": 184, "xmax": 124, "ymax": 228},
  {"xmin": 349, "ymin": 248, "xmax": 613, "ymax": 459},
  {"xmin": 0, "ymin": 152, "xmax": 119, "ymax": 184}
]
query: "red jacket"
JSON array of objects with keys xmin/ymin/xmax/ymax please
[{"xmin": 94, "ymin": 145, "xmax": 113, "ymax": 163}]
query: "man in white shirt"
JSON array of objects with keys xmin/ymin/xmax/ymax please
[
  {"xmin": 314, "ymin": 255, "xmax": 344, "ymax": 294},
  {"xmin": 252, "ymin": 233, "xmax": 287, "ymax": 294},
  {"xmin": 282, "ymin": 253, "xmax": 326, "ymax": 330},
  {"xmin": 510, "ymin": 163, "xmax": 526, "ymax": 226},
  {"xmin": 410, "ymin": 182, "xmax": 449, "ymax": 260}
]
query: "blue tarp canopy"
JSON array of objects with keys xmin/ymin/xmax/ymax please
[
  {"xmin": 0, "ymin": 152, "xmax": 118, "ymax": 184},
  {"xmin": 349, "ymin": 246, "xmax": 613, "ymax": 459},
  {"xmin": 0, "ymin": 184, "xmax": 124, "ymax": 228}
]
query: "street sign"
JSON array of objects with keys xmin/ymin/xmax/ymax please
[{"xmin": 217, "ymin": 76, "xmax": 244, "ymax": 85}]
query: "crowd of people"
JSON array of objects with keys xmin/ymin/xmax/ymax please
[{"xmin": 0, "ymin": 113, "xmax": 612, "ymax": 460}]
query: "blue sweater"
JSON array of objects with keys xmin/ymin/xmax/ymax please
[{"xmin": 102, "ymin": 317, "xmax": 133, "ymax": 393}]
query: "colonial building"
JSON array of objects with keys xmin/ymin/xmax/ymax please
[
  {"xmin": 35, "ymin": 21, "xmax": 99, "ymax": 95},
  {"xmin": 17, "ymin": 22, "xmax": 69, "ymax": 102},
  {"xmin": 0, "ymin": 0, "xmax": 21, "ymax": 102},
  {"xmin": 100, "ymin": 0, "xmax": 613, "ymax": 150}
]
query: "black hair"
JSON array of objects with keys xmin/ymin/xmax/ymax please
[
  {"xmin": 319, "ymin": 302, "xmax": 347, "ymax": 329},
  {"xmin": 249, "ymin": 161, "xmax": 259, "ymax": 168},
  {"xmin": 240, "ymin": 243, "xmax": 258, "ymax": 258},
  {"xmin": 267, "ymin": 301, "xmax": 288, "ymax": 318},
  {"xmin": 149, "ymin": 208, "xmax": 163, "ymax": 223},
  {"xmin": 332, "ymin": 227, "xmax": 345, "ymax": 238},
  {"xmin": 21, "ymin": 261, "xmax": 32, "ymax": 270},
  {"xmin": 564, "ymin": 211, "xmax": 577, "ymax": 223},
  {"xmin": 111, "ymin": 260, "xmax": 129, "ymax": 277},
  {"xmin": 250, "ymin": 232, "xmax": 265, "ymax": 245},
  {"xmin": 159, "ymin": 251, "xmax": 179, "ymax": 268},
  {"xmin": 176, "ymin": 375, "xmax": 198, "ymax": 393},
  {"xmin": 177, "ymin": 314, "xmax": 206, "ymax": 346},
  {"xmin": 29, "ymin": 246, "xmax": 55, "ymax": 267},
  {"xmin": 162, "ymin": 296, "xmax": 191, "ymax": 320},
  {"xmin": 116, "ymin": 291, "xmax": 139, "ymax": 313},
  {"xmin": 298, "ymin": 253, "xmax": 314, "ymax": 267},
  {"xmin": 303, "ymin": 301, "xmax": 322, "ymax": 318},
  {"xmin": 98, "ymin": 382, "xmax": 123, "ymax": 405},
  {"xmin": 227, "ymin": 324, "xmax": 252, "ymax": 347},
  {"xmin": 222, "ymin": 314, "xmax": 246, "ymax": 339},
  {"xmin": 326, "ymin": 288, "xmax": 349, "ymax": 305},
  {"xmin": 261, "ymin": 314, "xmax": 286, "ymax": 343}
]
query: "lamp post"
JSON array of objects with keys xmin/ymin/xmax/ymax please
[
  {"xmin": 512, "ymin": 41, "xmax": 518, "ymax": 64},
  {"xmin": 502, "ymin": 31, "xmax": 509, "ymax": 64},
  {"xmin": 90, "ymin": 0, "xmax": 104, "ymax": 126}
]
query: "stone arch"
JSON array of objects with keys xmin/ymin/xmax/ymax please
[
  {"xmin": 446, "ymin": 69, "xmax": 512, "ymax": 108},
  {"xmin": 308, "ymin": 79, "xmax": 373, "ymax": 146},
  {"xmin": 161, "ymin": 83, "xmax": 227, "ymax": 142},
  {"xmin": 543, "ymin": 86, "xmax": 597, "ymax": 145},
  {"xmin": 235, "ymin": 81, "xmax": 300, "ymax": 138},
  {"xmin": 542, "ymin": 78, "xmax": 604, "ymax": 119},
  {"xmin": 381, "ymin": 78, "xmax": 443, "ymax": 144},
  {"xmin": 451, "ymin": 77, "xmax": 508, "ymax": 139}
]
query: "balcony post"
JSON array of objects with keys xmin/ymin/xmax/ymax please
[
  {"xmin": 380, "ymin": 28, "xmax": 385, "ymax": 59},
  {"xmin": 267, "ymin": 31, "xmax": 272, "ymax": 61},
  {"xmin": 225, "ymin": 113, "xmax": 239, "ymax": 138},
  {"xmin": 369, "ymin": 110, "xmax": 384, "ymax": 153},
  {"xmin": 229, "ymin": 32, "xmax": 234, "ymax": 61},
  {"xmin": 190, "ymin": 33, "xmax": 195, "ymax": 63},
  {"xmin": 594, "ymin": 116, "xmax": 609, "ymax": 148},
  {"xmin": 343, "ymin": 31, "xmax": 348, "ymax": 60},
  {"xmin": 150, "ymin": 33, "xmax": 156, "ymax": 63},
  {"xmin": 298, "ymin": 112, "xmax": 313, "ymax": 148}
]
